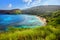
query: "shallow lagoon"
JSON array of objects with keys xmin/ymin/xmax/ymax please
[{"xmin": 0, "ymin": 14, "xmax": 45, "ymax": 30}]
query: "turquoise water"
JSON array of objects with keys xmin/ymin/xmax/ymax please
[{"xmin": 0, "ymin": 14, "xmax": 44, "ymax": 30}]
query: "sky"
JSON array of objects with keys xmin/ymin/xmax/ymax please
[{"xmin": 0, "ymin": 0, "xmax": 60, "ymax": 10}]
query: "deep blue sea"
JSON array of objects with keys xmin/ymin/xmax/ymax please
[{"xmin": 0, "ymin": 14, "xmax": 44, "ymax": 30}]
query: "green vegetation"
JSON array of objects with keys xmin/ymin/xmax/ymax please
[
  {"xmin": 13, "ymin": 9, "xmax": 22, "ymax": 14},
  {"xmin": 0, "ymin": 10, "xmax": 60, "ymax": 40}
]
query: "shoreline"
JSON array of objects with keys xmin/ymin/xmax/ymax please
[{"xmin": 36, "ymin": 16, "xmax": 47, "ymax": 26}]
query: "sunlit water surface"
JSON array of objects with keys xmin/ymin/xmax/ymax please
[{"xmin": 0, "ymin": 14, "xmax": 45, "ymax": 30}]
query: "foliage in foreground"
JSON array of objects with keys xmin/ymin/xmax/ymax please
[{"xmin": 0, "ymin": 25, "xmax": 60, "ymax": 40}]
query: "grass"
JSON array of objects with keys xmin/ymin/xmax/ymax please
[{"xmin": 0, "ymin": 25, "xmax": 60, "ymax": 40}]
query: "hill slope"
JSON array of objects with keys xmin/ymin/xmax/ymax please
[{"xmin": 22, "ymin": 5, "xmax": 60, "ymax": 15}]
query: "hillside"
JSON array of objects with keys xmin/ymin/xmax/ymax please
[
  {"xmin": 0, "ymin": 9, "xmax": 21, "ymax": 14},
  {"xmin": 22, "ymin": 5, "xmax": 60, "ymax": 15},
  {"xmin": 0, "ymin": 5, "xmax": 60, "ymax": 15}
]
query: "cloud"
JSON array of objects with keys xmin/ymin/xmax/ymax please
[
  {"xmin": 23, "ymin": 0, "xmax": 41, "ymax": 6},
  {"xmin": 8, "ymin": 4, "xmax": 12, "ymax": 8},
  {"xmin": 22, "ymin": 0, "xmax": 60, "ymax": 9},
  {"xmin": 23, "ymin": 0, "xmax": 32, "ymax": 2},
  {"xmin": 31, "ymin": 0, "xmax": 41, "ymax": 6},
  {"xmin": 23, "ymin": 0, "xmax": 32, "ymax": 5},
  {"xmin": 23, "ymin": 0, "xmax": 42, "ymax": 9}
]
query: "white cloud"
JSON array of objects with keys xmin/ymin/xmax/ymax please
[
  {"xmin": 22, "ymin": 0, "xmax": 60, "ymax": 9},
  {"xmin": 8, "ymin": 4, "xmax": 12, "ymax": 8},
  {"xmin": 23, "ymin": 0, "xmax": 42, "ymax": 9},
  {"xmin": 23, "ymin": 0, "xmax": 32, "ymax": 5},
  {"xmin": 31, "ymin": 0, "xmax": 41, "ymax": 6},
  {"xmin": 23, "ymin": 0, "xmax": 41, "ymax": 6}
]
